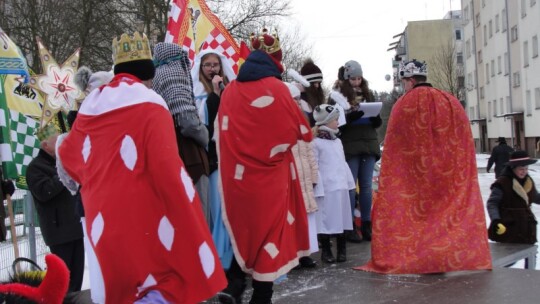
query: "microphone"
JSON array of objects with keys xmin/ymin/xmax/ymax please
[{"xmin": 211, "ymin": 72, "xmax": 225, "ymax": 90}]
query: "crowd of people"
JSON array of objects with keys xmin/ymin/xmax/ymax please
[{"xmin": 7, "ymin": 28, "xmax": 537, "ymax": 304}]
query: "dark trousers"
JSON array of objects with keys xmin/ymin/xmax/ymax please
[
  {"xmin": 50, "ymin": 238, "xmax": 85, "ymax": 292},
  {"xmin": 225, "ymin": 258, "xmax": 274, "ymax": 304}
]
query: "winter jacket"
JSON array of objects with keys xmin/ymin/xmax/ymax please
[
  {"xmin": 26, "ymin": 150, "xmax": 83, "ymax": 247},
  {"xmin": 487, "ymin": 168, "xmax": 540, "ymax": 244},
  {"xmin": 487, "ymin": 143, "xmax": 514, "ymax": 177},
  {"xmin": 292, "ymin": 140, "xmax": 318, "ymax": 213}
]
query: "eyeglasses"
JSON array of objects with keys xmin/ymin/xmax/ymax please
[{"xmin": 202, "ymin": 63, "xmax": 220, "ymax": 69}]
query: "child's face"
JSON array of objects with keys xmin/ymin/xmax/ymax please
[{"xmin": 325, "ymin": 118, "xmax": 339, "ymax": 130}]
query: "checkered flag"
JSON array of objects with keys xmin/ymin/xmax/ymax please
[{"xmin": 0, "ymin": 75, "xmax": 40, "ymax": 189}]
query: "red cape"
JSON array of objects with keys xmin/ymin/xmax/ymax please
[
  {"xmin": 357, "ymin": 85, "xmax": 492, "ymax": 274},
  {"xmin": 218, "ymin": 77, "xmax": 313, "ymax": 281},
  {"xmin": 58, "ymin": 74, "xmax": 226, "ymax": 302}
]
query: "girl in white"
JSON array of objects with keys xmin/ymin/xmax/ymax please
[{"xmin": 312, "ymin": 104, "xmax": 355, "ymax": 263}]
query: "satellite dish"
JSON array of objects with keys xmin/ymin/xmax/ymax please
[{"xmin": 385, "ymin": 74, "xmax": 391, "ymax": 81}]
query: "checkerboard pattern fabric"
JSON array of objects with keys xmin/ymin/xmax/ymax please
[
  {"xmin": 0, "ymin": 107, "xmax": 40, "ymax": 189},
  {"xmin": 200, "ymin": 28, "xmax": 241, "ymax": 73}
]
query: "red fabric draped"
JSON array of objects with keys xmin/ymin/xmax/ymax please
[
  {"xmin": 356, "ymin": 86, "xmax": 492, "ymax": 274},
  {"xmin": 218, "ymin": 77, "xmax": 312, "ymax": 281}
]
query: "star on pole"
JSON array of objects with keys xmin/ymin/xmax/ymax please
[{"xmin": 29, "ymin": 38, "xmax": 83, "ymax": 128}]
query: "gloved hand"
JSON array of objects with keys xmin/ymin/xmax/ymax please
[
  {"xmin": 1, "ymin": 180, "xmax": 15, "ymax": 197},
  {"xmin": 346, "ymin": 110, "xmax": 364, "ymax": 123},
  {"xmin": 369, "ymin": 116, "xmax": 382, "ymax": 128},
  {"xmin": 489, "ymin": 219, "xmax": 506, "ymax": 235}
]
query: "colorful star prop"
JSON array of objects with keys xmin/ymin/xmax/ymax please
[{"xmin": 29, "ymin": 38, "xmax": 83, "ymax": 127}]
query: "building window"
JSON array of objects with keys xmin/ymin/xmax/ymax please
[
  {"xmin": 455, "ymin": 29, "xmax": 462, "ymax": 40},
  {"xmin": 458, "ymin": 76, "xmax": 465, "ymax": 89},
  {"xmin": 476, "ymin": 13, "xmax": 481, "ymax": 27},
  {"xmin": 535, "ymin": 87, "xmax": 540, "ymax": 109},
  {"xmin": 479, "ymin": 50, "xmax": 483, "ymax": 63},
  {"xmin": 500, "ymin": 97, "xmax": 504, "ymax": 114},
  {"xmin": 491, "ymin": 59, "xmax": 495, "ymax": 76},
  {"xmin": 488, "ymin": 101, "xmax": 492, "ymax": 121},
  {"xmin": 511, "ymin": 26, "xmax": 519, "ymax": 41},
  {"xmin": 464, "ymin": 6, "xmax": 470, "ymax": 23},
  {"xmin": 482, "ymin": 0, "xmax": 486, "ymax": 7},
  {"xmin": 504, "ymin": 52, "xmax": 509, "ymax": 75},
  {"xmin": 524, "ymin": 41, "xmax": 529, "ymax": 67},
  {"xmin": 485, "ymin": 63, "xmax": 490, "ymax": 83},
  {"xmin": 484, "ymin": 25, "xmax": 487, "ymax": 45},
  {"xmin": 526, "ymin": 90, "xmax": 532, "ymax": 115},
  {"xmin": 506, "ymin": 96, "xmax": 511, "ymax": 113},
  {"xmin": 532, "ymin": 0, "xmax": 537, "ymax": 7},
  {"xmin": 489, "ymin": 20, "xmax": 493, "ymax": 38},
  {"xmin": 469, "ymin": 106, "xmax": 475, "ymax": 119},
  {"xmin": 513, "ymin": 72, "xmax": 521, "ymax": 87},
  {"xmin": 502, "ymin": 9, "xmax": 507, "ymax": 32},
  {"xmin": 533, "ymin": 35, "xmax": 538, "ymax": 58},
  {"xmin": 480, "ymin": 87, "xmax": 485, "ymax": 99},
  {"xmin": 495, "ymin": 14, "xmax": 500, "ymax": 32},
  {"xmin": 497, "ymin": 56, "xmax": 502, "ymax": 74},
  {"xmin": 466, "ymin": 40, "xmax": 471, "ymax": 58},
  {"xmin": 522, "ymin": 0, "xmax": 527, "ymax": 17},
  {"xmin": 494, "ymin": 99, "xmax": 498, "ymax": 116},
  {"xmin": 457, "ymin": 52, "xmax": 463, "ymax": 64}
]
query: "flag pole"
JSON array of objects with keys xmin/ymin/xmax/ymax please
[{"xmin": 6, "ymin": 194, "xmax": 20, "ymax": 265}]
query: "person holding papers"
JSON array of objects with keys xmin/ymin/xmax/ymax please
[{"xmin": 329, "ymin": 60, "xmax": 381, "ymax": 242}]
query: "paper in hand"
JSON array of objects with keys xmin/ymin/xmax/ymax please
[{"xmin": 358, "ymin": 102, "xmax": 382, "ymax": 118}]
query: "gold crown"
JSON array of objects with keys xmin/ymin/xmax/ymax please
[
  {"xmin": 112, "ymin": 32, "xmax": 152, "ymax": 65},
  {"xmin": 250, "ymin": 28, "xmax": 281, "ymax": 54}
]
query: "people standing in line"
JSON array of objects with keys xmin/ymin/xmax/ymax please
[
  {"xmin": 312, "ymin": 104, "xmax": 355, "ymax": 263},
  {"xmin": 330, "ymin": 60, "xmax": 381, "ymax": 242},
  {"xmin": 300, "ymin": 59, "xmax": 325, "ymax": 127},
  {"xmin": 26, "ymin": 123, "xmax": 85, "ymax": 293},
  {"xmin": 286, "ymin": 82, "xmax": 319, "ymax": 269},
  {"xmin": 217, "ymin": 29, "xmax": 313, "ymax": 304},
  {"xmin": 487, "ymin": 151, "xmax": 540, "ymax": 253},
  {"xmin": 152, "ymin": 42, "xmax": 212, "ymax": 226},
  {"xmin": 357, "ymin": 59, "xmax": 492, "ymax": 274},
  {"xmin": 487, "ymin": 137, "xmax": 514, "ymax": 178},
  {"xmin": 57, "ymin": 32, "xmax": 226, "ymax": 303},
  {"xmin": 192, "ymin": 49, "xmax": 236, "ymax": 269}
]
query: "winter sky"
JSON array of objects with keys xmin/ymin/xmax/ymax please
[{"xmin": 288, "ymin": 0, "xmax": 463, "ymax": 93}]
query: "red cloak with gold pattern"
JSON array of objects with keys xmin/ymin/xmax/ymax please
[{"xmin": 356, "ymin": 84, "xmax": 492, "ymax": 274}]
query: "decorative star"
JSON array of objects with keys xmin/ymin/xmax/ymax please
[{"xmin": 29, "ymin": 38, "xmax": 83, "ymax": 128}]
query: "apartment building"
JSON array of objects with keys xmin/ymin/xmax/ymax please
[{"xmin": 462, "ymin": 0, "xmax": 540, "ymax": 156}]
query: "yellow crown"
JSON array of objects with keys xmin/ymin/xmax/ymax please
[{"xmin": 112, "ymin": 32, "xmax": 152, "ymax": 65}]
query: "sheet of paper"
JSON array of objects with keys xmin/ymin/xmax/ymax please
[{"xmin": 359, "ymin": 102, "xmax": 382, "ymax": 118}]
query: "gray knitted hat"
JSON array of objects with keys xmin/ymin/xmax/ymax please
[{"xmin": 343, "ymin": 60, "xmax": 363, "ymax": 79}]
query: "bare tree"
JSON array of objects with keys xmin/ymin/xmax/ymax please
[{"xmin": 429, "ymin": 39, "xmax": 465, "ymax": 106}]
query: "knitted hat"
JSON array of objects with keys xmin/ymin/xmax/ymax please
[
  {"xmin": 313, "ymin": 104, "xmax": 340, "ymax": 126},
  {"xmin": 75, "ymin": 66, "xmax": 113, "ymax": 93},
  {"xmin": 300, "ymin": 59, "xmax": 323, "ymax": 83},
  {"xmin": 112, "ymin": 32, "xmax": 155, "ymax": 81},
  {"xmin": 250, "ymin": 28, "xmax": 282, "ymax": 62},
  {"xmin": 505, "ymin": 150, "xmax": 537, "ymax": 167},
  {"xmin": 343, "ymin": 60, "xmax": 363, "ymax": 79}
]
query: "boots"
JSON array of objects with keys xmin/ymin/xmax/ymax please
[
  {"xmin": 346, "ymin": 223, "xmax": 363, "ymax": 243},
  {"xmin": 361, "ymin": 221, "xmax": 372, "ymax": 241},
  {"xmin": 336, "ymin": 233, "xmax": 347, "ymax": 263},
  {"xmin": 318, "ymin": 234, "xmax": 336, "ymax": 264},
  {"xmin": 249, "ymin": 280, "xmax": 273, "ymax": 304}
]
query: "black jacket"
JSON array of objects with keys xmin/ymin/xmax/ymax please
[
  {"xmin": 487, "ymin": 143, "xmax": 514, "ymax": 177},
  {"xmin": 26, "ymin": 150, "xmax": 83, "ymax": 246}
]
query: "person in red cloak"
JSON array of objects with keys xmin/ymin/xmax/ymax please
[
  {"xmin": 217, "ymin": 29, "xmax": 313, "ymax": 303},
  {"xmin": 356, "ymin": 59, "xmax": 492, "ymax": 274},
  {"xmin": 57, "ymin": 32, "xmax": 226, "ymax": 303}
]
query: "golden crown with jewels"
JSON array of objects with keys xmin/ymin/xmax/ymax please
[{"xmin": 111, "ymin": 32, "xmax": 152, "ymax": 65}]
